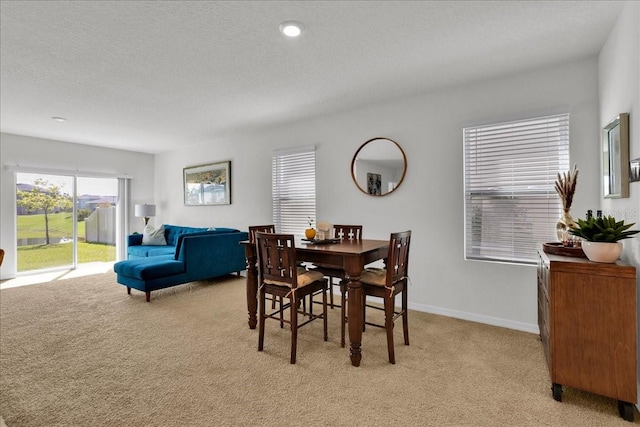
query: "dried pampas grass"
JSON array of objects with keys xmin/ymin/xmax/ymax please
[{"xmin": 555, "ymin": 164, "xmax": 579, "ymax": 210}]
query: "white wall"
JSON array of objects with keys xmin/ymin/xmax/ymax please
[
  {"xmin": 0, "ymin": 133, "xmax": 155, "ymax": 279},
  {"xmin": 599, "ymin": 1, "xmax": 640, "ymax": 265},
  {"xmin": 155, "ymin": 57, "xmax": 602, "ymax": 333},
  {"xmin": 598, "ymin": 0, "xmax": 640, "ymax": 406}
]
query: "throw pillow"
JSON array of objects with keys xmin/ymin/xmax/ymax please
[{"xmin": 142, "ymin": 224, "xmax": 167, "ymax": 245}]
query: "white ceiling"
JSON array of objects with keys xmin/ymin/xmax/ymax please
[{"xmin": 0, "ymin": 1, "xmax": 625, "ymax": 154}]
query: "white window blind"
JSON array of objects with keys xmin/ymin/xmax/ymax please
[
  {"xmin": 272, "ymin": 146, "xmax": 316, "ymax": 235},
  {"xmin": 464, "ymin": 114, "xmax": 569, "ymax": 265}
]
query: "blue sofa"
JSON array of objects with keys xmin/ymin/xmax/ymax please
[{"xmin": 114, "ymin": 225, "xmax": 248, "ymax": 302}]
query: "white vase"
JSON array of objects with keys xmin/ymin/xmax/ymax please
[{"xmin": 581, "ymin": 241, "xmax": 623, "ymax": 263}]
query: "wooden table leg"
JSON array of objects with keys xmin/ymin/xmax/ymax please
[
  {"xmin": 245, "ymin": 251, "xmax": 258, "ymax": 329},
  {"xmin": 346, "ymin": 267, "xmax": 363, "ymax": 367}
]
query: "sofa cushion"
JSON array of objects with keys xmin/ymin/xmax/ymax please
[
  {"xmin": 207, "ymin": 227, "xmax": 240, "ymax": 234},
  {"xmin": 114, "ymin": 257, "xmax": 185, "ymax": 280},
  {"xmin": 127, "ymin": 245, "xmax": 175, "ymax": 258},
  {"xmin": 146, "ymin": 246, "xmax": 176, "ymax": 257},
  {"xmin": 164, "ymin": 225, "xmax": 209, "ymax": 246},
  {"xmin": 142, "ymin": 224, "xmax": 167, "ymax": 245}
]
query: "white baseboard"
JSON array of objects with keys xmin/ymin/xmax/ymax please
[
  {"xmin": 328, "ymin": 289, "xmax": 540, "ymax": 334},
  {"xmin": 408, "ymin": 301, "xmax": 540, "ymax": 335}
]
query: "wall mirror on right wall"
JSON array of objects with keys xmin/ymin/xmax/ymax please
[
  {"xmin": 603, "ymin": 112, "xmax": 629, "ymax": 199},
  {"xmin": 351, "ymin": 137, "xmax": 407, "ymax": 196}
]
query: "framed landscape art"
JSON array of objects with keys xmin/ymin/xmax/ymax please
[{"xmin": 184, "ymin": 161, "xmax": 231, "ymax": 206}]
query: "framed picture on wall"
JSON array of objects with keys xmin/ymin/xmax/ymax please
[
  {"xmin": 367, "ymin": 172, "xmax": 382, "ymax": 196},
  {"xmin": 183, "ymin": 161, "xmax": 231, "ymax": 205},
  {"xmin": 630, "ymin": 158, "xmax": 640, "ymax": 183},
  {"xmin": 602, "ymin": 113, "xmax": 629, "ymax": 198}
]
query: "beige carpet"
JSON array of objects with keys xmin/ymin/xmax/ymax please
[{"xmin": 0, "ymin": 272, "xmax": 637, "ymax": 426}]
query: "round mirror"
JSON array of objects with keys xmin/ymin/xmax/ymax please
[{"xmin": 351, "ymin": 137, "xmax": 407, "ymax": 196}]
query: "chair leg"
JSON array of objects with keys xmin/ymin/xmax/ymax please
[
  {"xmin": 329, "ymin": 277, "xmax": 335, "ymax": 308},
  {"xmin": 323, "ymin": 284, "xmax": 328, "ymax": 341},
  {"xmin": 258, "ymin": 288, "xmax": 266, "ymax": 352},
  {"xmin": 145, "ymin": 291, "xmax": 150, "ymax": 302},
  {"xmin": 362, "ymin": 293, "xmax": 366, "ymax": 332},
  {"xmin": 290, "ymin": 295, "xmax": 298, "ymax": 364},
  {"xmin": 279, "ymin": 296, "xmax": 284, "ymax": 329},
  {"xmin": 385, "ymin": 295, "xmax": 396, "ymax": 364},
  {"xmin": 127, "ymin": 287, "xmax": 131, "ymax": 295},
  {"xmin": 402, "ymin": 290, "xmax": 409, "ymax": 346},
  {"xmin": 340, "ymin": 282, "xmax": 347, "ymax": 348}
]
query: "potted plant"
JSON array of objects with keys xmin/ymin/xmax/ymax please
[{"xmin": 569, "ymin": 215, "xmax": 640, "ymax": 262}]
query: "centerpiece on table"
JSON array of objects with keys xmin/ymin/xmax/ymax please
[
  {"xmin": 305, "ymin": 217, "xmax": 316, "ymax": 240},
  {"xmin": 569, "ymin": 214, "xmax": 640, "ymax": 262},
  {"xmin": 554, "ymin": 164, "xmax": 579, "ymax": 242}
]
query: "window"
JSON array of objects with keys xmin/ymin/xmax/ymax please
[
  {"xmin": 464, "ymin": 114, "xmax": 569, "ymax": 265},
  {"xmin": 272, "ymin": 146, "xmax": 316, "ymax": 234}
]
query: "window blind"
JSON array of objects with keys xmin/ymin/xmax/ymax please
[
  {"xmin": 272, "ymin": 146, "xmax": 316, "ymax": 235},
  {"xmin": 464, "ymin": 114, "xmax": 569, "ymax": 264}
]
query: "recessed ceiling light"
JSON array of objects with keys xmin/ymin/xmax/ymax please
[
  {"xmin": 279, "ymin": 21, "xmax": 303, "ymax": 38},
  {"xmin": 51, "ymin": 116, "xmax": 67, "ymax": 122}
]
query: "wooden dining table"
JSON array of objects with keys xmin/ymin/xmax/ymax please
[{"xmin": 241, "ymin": 238, "xmax": 389, "ymax": 367}]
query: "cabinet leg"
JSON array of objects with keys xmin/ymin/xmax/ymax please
[
  {"xmin": 551, "ymin": 383, "xmax": 562, "ymax": 402},
  {"xmin": 618, "ymin": 400, "xmax": 634, "ymax": 422}
]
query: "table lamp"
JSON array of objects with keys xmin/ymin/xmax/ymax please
[{"xmin": 134, "ymin": 203, "xmax": 156, "ymax": 226}]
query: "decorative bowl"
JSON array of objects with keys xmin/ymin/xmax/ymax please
[{"xmin": 542, "ymin": 242, "xmax": 586, "ymax": 258}]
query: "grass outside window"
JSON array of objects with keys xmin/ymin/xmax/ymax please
[{"xmin": 17, "ymin": 212, "xmax": 115, "ymax": 271}]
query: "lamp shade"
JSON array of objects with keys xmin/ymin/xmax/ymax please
[{"xmin": 135, "ymin": 204, "xmax": 156, "ymax": 218}]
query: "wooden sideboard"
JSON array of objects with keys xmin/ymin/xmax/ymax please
[{"xmin": 537, "ymin": 245, "xmax": 637, "ymax": 421}]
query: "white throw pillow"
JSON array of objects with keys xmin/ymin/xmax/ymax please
[{"xmin": 142, "ymin": 224, "xmax": 167, "ymax": 245}]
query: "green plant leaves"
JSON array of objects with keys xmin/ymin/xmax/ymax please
[{"xmin": 568, "ymin": 215, "xmax": 640, "ymax": 242}]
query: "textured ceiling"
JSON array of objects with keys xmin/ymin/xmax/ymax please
[{"xmin": 0, "ymin": 1, "xmax": 625, "ymax": 154}]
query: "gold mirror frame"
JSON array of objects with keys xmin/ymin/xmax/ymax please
[
  {"xmin": 350, "ymin": 137, "xmax": 407, "ymax": 196},
  {"xmin": 603, "ymin": 113, "xmax": 629, "ymax": 199}
]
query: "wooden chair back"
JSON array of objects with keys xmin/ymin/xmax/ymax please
[
  {"xmin": 333, "ymin": 225, "xmax": 363, "ymax": 241},
  {"xmin": 385, "ymin": 230, "xmax": 411, "ymax": 286},
  {"xmin": 248, "ymin": 225, "xmax": 275, "ymax": 243},
  {"xmin": 0, "ymin": 248, "xmax": 4, "ymax": 266},
  {"xmin": 255, "ymin": 232, "xmax": 299, "ymax": 289}
]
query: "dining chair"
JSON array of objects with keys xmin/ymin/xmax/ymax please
[
  {"xmin": 249, "ymin": 224, "xmax": 275, "ymax": 242},
  {"xmin": 333, "ymin": 225, "xmax": 363, "ymax": 241},
  {"xmin": 0, "ymin": 248, "xmax": 4, "ymax": 266},
  {"xmin": 255, "ymin": 232, "xmax": 328, "ymax": 364},
  {"xmin": 249, "ymin": 225, "xmax": 282, "ymax": 319},
  {"xmin": 312, "ymin": 224, "xmax": 363, "ymax": 348},
  {"xmin": 322, "ymin": 224, "xmax": 363, "ymax": 307},
  {"xmin": 359, "ymin": 230, "xmax": 411, "ymax": 364}
]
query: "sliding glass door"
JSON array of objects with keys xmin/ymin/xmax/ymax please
[
  {"xmin": 76, "ymin": 177, "xmax": 117, "ymax": 266},
  {"xmin": 16, "ymin": 173, "xmax": 117, "ymax": 273}
]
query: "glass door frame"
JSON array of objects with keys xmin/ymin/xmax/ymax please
[{"xmin": 15, "ymin": 170, "xmax": 121, "ymax": 275}]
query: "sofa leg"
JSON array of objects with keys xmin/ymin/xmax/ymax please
[
  {"xmin": 145, "ymin": 291, "xmax": 150, "ymax": 302},
  {"xmin": 127, "ymin": 287, "xmax": 131, "ymax": 295}
]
